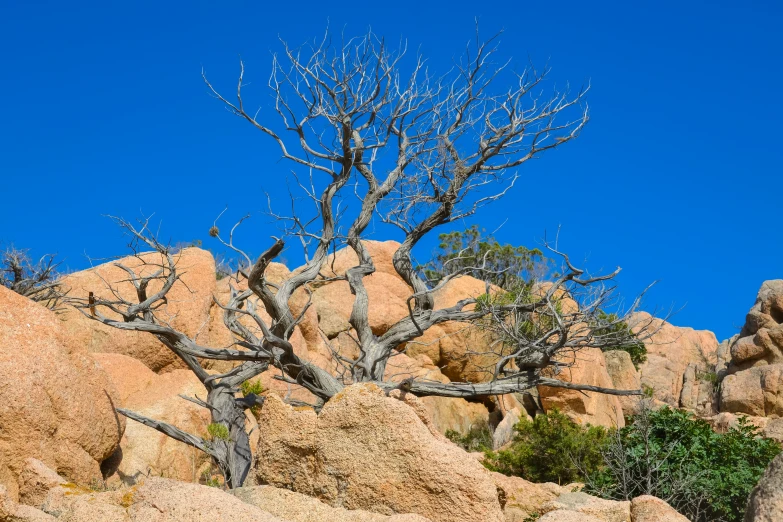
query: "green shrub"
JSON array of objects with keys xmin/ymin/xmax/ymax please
[
  {"xmin": 484, "ymin": 409, "xmax": 608, "ymax": 484},
  {"xmin": 445, "ymin": 422, "xmax": 494, "ymax": 452},
  {"xmin": 586, "ymin": 406, "xmax": 780, "ymax": 522},
  {"xmin": 207, "ymin": 423, "xmax": 231, "ymax": 442},
  {"xmin": 240, "ymin": 380, "xmax": 265, "ymax": 396},
  {"xmin": 419, "ymin": 225, "xmax": 554, "ymax": 289}
]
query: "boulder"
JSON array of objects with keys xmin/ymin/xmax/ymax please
[
  {"xmin": 234, "ymin": 486, "xmax": 432, "ymax": 521},
  {"xmin": 729, "ymin": 280, "xmax": 783, "ymax": 371},
  {"xmin": 320, "ymin": 241, "xmax": 404, "ymax": 282},
  {"xmin": 311, "ymin": 273, "xmax": 412, "ymax": 338},
  {"xmin": 629, "ymin": 312, "xmax": 719, "ymax": 410},
  {"xmin": 538, "ymin": 511, "xmax": 603, "ymax": 522},
  {"xmin": 541, "ymin": 492, "xmax": 630, "ymax": 522},
  {"xmin": 490, "ymin": 472, "xmax": 564, "ymax": 521},
  {"xmin": 720, "ymin": 364, "xmax": 783, "ymax": 417},
  {"xmin": 419, "ymin": 396, "xmax": 491, "ymax": 436},
  {"xmin": 59, "ymin": 248, "xmax": 217, "ymax": 373},
  {"xmin": 29, "ymin": 477, "xmax": 286, "ymax": 521},
  {"xmin": 17, "ymin": 459, "xmax": 67, "ymax": 510},
  {"xmin": 0, "ymin": 485, "xmax": 55, "ymax": 521},
  {"xmin": 604, "ymin": 350, "xmax": 642, "ymax": 416},
  {"xmin": 406, "ymin": 320, "xmax": 497, "ymax": 383},
  {"xmin": 384, "ymin": 353, "xmax": 450, "ymax": 384},
  {"xmin": 93, "ymin": 353, "xmax": 211, "ymax": 484},
  {"xmin": 744, "ymin": 451, "xmax": 783, "ymax": 521},
  {"xmin": 630, "ymin": 495, "xmax": 688, "ymax": 521},
  {"xmin": 538, "ymin": 348, "xmax": 625, "ymax": 428},
  {"xmin": 0, "ymin": 287, "xmax": 123, "ymax": 501},
  {"xmin": 254, "ymin": 384, "xmax": 505, "ymax": 522}
]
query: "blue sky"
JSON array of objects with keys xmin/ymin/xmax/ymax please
[{"xmin": 1, "ymin": 1, "xmax": 780, "ymax": 341}]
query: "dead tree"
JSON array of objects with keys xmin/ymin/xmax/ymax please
[
  {"xmin": 2, "ymin": 246, "xmax": 66, "ymax": 310},
  {"xmin": 68, "ymin": 29, "xmax": 658, "ymax": 488}
]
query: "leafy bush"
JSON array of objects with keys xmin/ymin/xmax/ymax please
[
  {"xmin": 240, "ymin": 380, "xmax": 265, "ymax": 396},
  {"xmin": 207, "ymin": 423, "xmax": 231, "ymax": 442},
  {"xmin": 420, "ymin": 225, "xmax": 554, "ymax": 290},
  {"xmin": 484, "ymin": 409, "xmax": 608, "ymax": 484},
  {"xmin": 586, "ymin": 405, "xmax": 780, "ymax": 522},
  {"xmin": 445, "ymin": 422, "xmax": 494, "ymax": 452}
]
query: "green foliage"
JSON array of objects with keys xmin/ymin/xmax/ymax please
[
  {"xmin": 240, "ymin": 380, "xmax": 265, "ymax": 396},
  {"xmin": 421, "ymin": 225, "xmax": 553, "ymax": 290},
  {"xmin": 484, "ymin": 409, "xmax": 609, "ymax": 484},
  {"xmin": 592, "ymin": 310, "xmax": 647, "ymax": 368},
  {"xmin": 200, "ymin": 467, "xmax": 223, "ymax": 488},
  {"xmin": 207, "ymin": 423, "xmax": 231, "ymax": 442},
  {"xmin": 445, "ymin": 422, "xmax": 494, "ymax": 452},
  {"xmin": 587, "ymin": 407, "xmax": 781, "ymax": 522}
]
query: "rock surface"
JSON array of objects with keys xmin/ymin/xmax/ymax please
[
  {"xmin": 311, "ymin": 273, "xmax": 413, "ymax": 338},
  {"xmin": 0, "ymin": 484, "xmax": 56, "ymax": 521},
  {"xmin": 33, "ymin": 477, "xmax": 285, "ymax": 521},
  {"xmin": 254, "ymin": 384, "xmax": 505, "ymax": 522},
  {"xmin": 630, "ymin": 495, "xmax": 688, "ymax": 521},
  {"xmin": 541, "ymin": 492, "xmax": 630, "ymax": 522},
  {"xmin": 490, "ymin": 472, "xmax": 564, "ymax": 520},
  {"xmin": 0, "ymin": 287, "xmax": 123, "ymax": 501},
  {"xmin": 419, "ymin": 396, "xmax": 490, "ymax": 436},
  {"xmin": 730, "ymin": 280, "xmax": 783, "ymax": 371},
  {"xmin": 538, "ymin": 511, "xmax": 603, "ymax": 522},
  {"xmin": 719, "ymin": 281, "xmax": 783, "ymax": 420},
  {"xmin": 744, "ymin": 451, "xmax": 783, "ymax": 521},
  {"xmin": 604, "ymin": 350, "xmax": 642, "ymax": 416},
  {"xmin": 94, "ymin": 353, "xmax": 212, "ymax": 485},
  {"xmin": 234, "ymin": 486, "xmax": 432, "ymax": 521},
  {"xmin": 720, "ymin": 364, "xmax": 783, "ymax": 417},
  {"xmin": 630, "ymin": 312, "xmax": 719, "ymax": 412},
  {"xmin": 538, "ymin": 348, "xmax": 625, "ymax": 428},
  {"xmin": 59, "ymin": 248, "xmax": 217, "ymax": 373}
]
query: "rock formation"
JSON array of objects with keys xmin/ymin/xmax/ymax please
[
  {"xmin": 538, "ymin": 348, "xmax": 625, "ymax": 428},
  {"xmin": 58, "ymin": 248, "xmax": 217, "ymax": 373},
  {"xmin": 0, "ymin": 286, "xmax": 123, "ymax": 501},
  {"xmin": 630, "ymin": 312, "xmax": 719, "ymax": 415},
  {"xmin": 255, "ymin": 384, "xmax": 506, "ymax": 522},
  {"xmin": 93, "ymin": 353, "xmax": 213, "ymax": 485}
]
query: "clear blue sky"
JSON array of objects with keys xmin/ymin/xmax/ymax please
[{"xmin": 1, "ymin": 1, "xmax": 781, "ymax": 341}]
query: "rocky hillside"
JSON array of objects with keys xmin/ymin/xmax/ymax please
[{"xmin": 1, "ymin": 243, "xmax": 780, "ymax": 521}]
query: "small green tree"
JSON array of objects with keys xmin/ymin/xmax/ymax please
[
  {"xmin": 420, "ymin": 226, "xmax": 553, "ymax": 291},
  {"xmin": 484, "ymin": 409, "xmax": 609, "ymax": 484}
]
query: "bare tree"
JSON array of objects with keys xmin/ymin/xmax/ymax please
[
  {"xmin": 68, "ymin": 29, "xmax": 657, "ymax": 488},
  {"xmin": 2, "ymin": 246, "xmax": 66, "ymax": 310}
]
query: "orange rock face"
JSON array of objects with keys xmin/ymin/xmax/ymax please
[
  {"xmin": 0, "ymin": 287, "xmax": 123, "ymax": 501},
  {"xmin": 630, "ymin": 312, "xmax": 719, "ymax": 409},
  {"xmin": 604, "ymin": 350, "xmax": 642, "ymax": 416},
  {"xmin": 93, "ymin": 353, "xmax": 212, "ymax": 485},
  {"xmin": 538, "ymin": 347, "xmax": 625, "ymax": 428},
  {"xmin": 255, "ymin": 384, "xmax": 505, "ymax": 522},
  {"xmin": 630, "ymin": 495, "xmax": 689, "ymax": 522},
  {"xmin": 59, "ymin": 248, "xmax": 218, "ymax": 373}
]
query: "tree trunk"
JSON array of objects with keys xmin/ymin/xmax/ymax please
[{"xmin": 207, "ymin": 387, "xmax": 252, "ymax": 489}]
